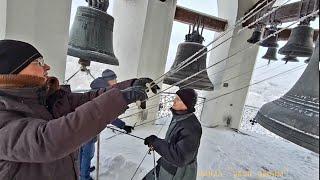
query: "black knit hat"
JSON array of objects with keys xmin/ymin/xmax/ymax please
[
  {"xmin": 0, "ymin": 40, "xmax": 43, "ymax": 74},
  {"xmin": 102, "ymin": 69, "xmax": 117, "ymax": 81},
  {"xmin": 90, "ymin": 69, "xmax": 117, "ymax": 89},
  {"xmin": 176, "ymin": 88, "xmax": 198, "ymax": 113}
]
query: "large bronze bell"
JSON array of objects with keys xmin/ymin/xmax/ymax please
[
  {"xmin": 262, "ymin": 47, "xmax": 278, "ymax": 64},
  {"xmin": 255, "ymin": 38, "xmax": 319, "ymax": 153},
  {"xmin": 163, "ymin": 23, "xmax": 214, "ymax": 91},
  {"xmin": 282, "ymin": 55, "xmax": 299, "ymax": 64},
  {"xmin": 247, "ymin": 25, "xmax": 263, "ymax": 44},
  {"xmin": 259, "ymin": 26, "xmax": 279, "ymax": 48},
  {"xmin": 68, "ymin": 6, "xmax": 119, "ymax": 66},
  {"xmin": 279, "ymin": 23, "xmax": 314, "ymax": 57}
]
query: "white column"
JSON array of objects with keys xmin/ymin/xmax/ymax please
[
  {"xmin": 201, "ymin": 0, "xmax": 260, "ymax": 129},
  {"xmin": 0, "ymin": 0, "xmax": 7, "ymax": 39},
  {"xmin": 112, "ymin": 0, "xmax": 177, "ymax": 123},
  {"xmin": 0, "ymin": 0, "xmax": 72, "ymax": 81}
]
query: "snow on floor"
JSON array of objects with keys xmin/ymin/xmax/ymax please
[{"xmin": 90, "ymin": 117, "xmax": 319, "ymax": 180}]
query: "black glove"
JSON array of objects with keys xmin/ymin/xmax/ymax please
[
  {"xmin": 121, "ymin": 86, "xmax": 148, "ymax": 105},
  {"xmin": 144, "ymin": 135, "xmax": 158, "ymax": 146},
  {"xmin": 86, "ymin": 0, "xmax": 108, "ymax": 11},
  {"xmin": 132, "ymin": 78, "xmax": 160, "ymax": 94},
  {"xmin": 123, "ymin": 125, "xmax": 134, "ymax": 134}
]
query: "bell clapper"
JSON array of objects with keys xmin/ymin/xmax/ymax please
[{"xmin": 63, "ymin": 59, "xmax": 95, "ymax": 85}]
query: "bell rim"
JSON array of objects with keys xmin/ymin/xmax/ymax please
[
  {"xmin": 262, "ymin": 57, "xmax": 278, "ymax": 61},
  {"xmin": 281, "ymin": 56, "xmax": 299, "ymax": 62},
  {"xmin": 281, "ymin": 59, "xmax": 299, "ymax": 62},
  {"xmin": 259, "ymin": 42, "xmax": 279, "ymax": 48},
  {"xmin": 67, "ymin": 46, "xmax": 119, "ymax": 66},
  {"xmin": 255, "ymin": 111, "xmax": 319, "ymax": 153},
  {"xmin": 278, "ymin": 46, "xmax": 314, "ymax": 57},
  {"xmin": 257, "ymin": 97, "xmax": 319, "ymax": 133},
  {"xmin": 247, "ymin": 39, "xmax": 260, "ymax": 44},
  {"xmin": 256, "ymin": 97, "xmax": 319, "ymax": 133}
]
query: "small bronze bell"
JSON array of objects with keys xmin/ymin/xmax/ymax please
[
  {"xmin": 164, "ymin": 21, "xmax": 214, "ymax": 91},
  {"xmin": 282, "ymin": 55, "xmax": 299, "ymax": 64},
  {"xmin": 279, "ymin": 23, "xmax": 315, "ymax": 57},
  {"xmin": 68, "ymin": 4, "xmax": 119, "ymax": 66},
  {"xmin": 259, "ymin": 26, "xmax": 279, "ymax": 48},
  {"xmin": 262, "ymin": 47, "xmax": 278, "ymax": 64},
  {"xmin": 247, "ymin": 25, "xmax": 264, "ymax": 44},
  {"xmin": 255, "ymin": 38, "xmax": 319, "ymax": 153}
]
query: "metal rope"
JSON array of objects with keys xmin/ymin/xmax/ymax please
[
  {"xmin": 122, "ymin": 60, "xmax": 277, "ymax": 117},
  {"xmin": 121, "ymin": 9, "xmax": 318, "ymax": 120},
  {"xmin": 130, "ymin": 123, "xmax": 167, "ymax": 180},
  {"xmin": 129, "ymin": 64, "xmax": 306, "ymax": 127},
  {"xmin": 151, "ymin": 0, "xmax": 276, "ymax": 85},
  {"xmin": 146, "ymin": 10, "xmax": 318, "ymax": 103}
]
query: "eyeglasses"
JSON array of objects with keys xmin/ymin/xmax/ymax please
[{"xmin": 31, "ymin": 58, "xmax": 45, "ymax": 67}]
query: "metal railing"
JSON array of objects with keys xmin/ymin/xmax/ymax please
[
  {"xmin": 72, "ymin": 89, "xmax": 279, "ymax": 139},
  {"xmin": 240, "ymin": 105, "xmax": 281, "ymax": 139}
]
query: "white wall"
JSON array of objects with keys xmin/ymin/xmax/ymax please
[
  {"xmin": 0, "ymin": 0, "xmax": 72, "ymax": 81},
  {"xmin": 112, "ymin": 0, "xmax": 177, "ymax": 81},
  {"xmin": 201, "ymin": 0, "xmax": 260, "ymax": 129},
  {"xmin": 112, "ymin": 0, "xmax": 177, "ymax": 123}
]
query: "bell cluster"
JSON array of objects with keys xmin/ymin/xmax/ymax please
[{"xmin": 247, "ymin": 20, "xmax": 316, "ymax": 64}]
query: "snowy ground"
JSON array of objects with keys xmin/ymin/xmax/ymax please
[{"xmin": 89, "ymin": 117, "xmax": 319, "ymax": 180}]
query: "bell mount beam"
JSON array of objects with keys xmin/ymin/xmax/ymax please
[
  {"xmin": 174, "ymin": 5, "xmax": 228, "ymax": 32},
  {"xmin": 242, "ymin": 0, "xmax": 319, "ymax": 27},
  {"xmin": 268, "ymin": 28, "xmax": 319, "ymax": 41}
]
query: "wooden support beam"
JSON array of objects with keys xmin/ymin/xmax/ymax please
[
  {"xmin": 174, "ymin": 5, "xmax": 228, "ymax": 32},
  {"xmin": 243, "ymin": 0, "xmax": 319, "ymax": 27},
  {"xmin": 265, "ymin": 28, "xmax": 319, "ymax": 41},
  {"xmin": 244, "ymin": 0, "xmax": 275, "ymax": 27}
]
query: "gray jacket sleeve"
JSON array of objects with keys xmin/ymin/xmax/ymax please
[
  {"xmin": 0, "ymin": 88, "xmax": 127, "ymax": 163},
  {"xmin": 152, "ymin": 128, "xmax": 201, "ymax": 167},
  {"xmin": 66, "ymin": 79, "xmax": 135, "ymax": 110}
]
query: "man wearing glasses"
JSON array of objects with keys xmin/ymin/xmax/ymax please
[{"xmin": 0, "ymin": 39, "xmax": 158, "ymax": 180}]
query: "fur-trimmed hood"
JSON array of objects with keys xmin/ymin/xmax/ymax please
[
  {"xmin": 0, "ymin": 74, "xmax": 46, "ymax": 88},
  {"xmin": 0, "ymin": 75, "xmax": 60, "ymax": 96},
  {"xmin": 0, "ymin": 75, "xmax": 61, "ymax": 113}
]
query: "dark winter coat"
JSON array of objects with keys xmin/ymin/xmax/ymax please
[
  {"xmin": 0, "ymin": 75, "xmax": 133, "ymax": 180},
  {"xmin": 144, "ymin": 110, "xmax": 202, "ymax": 180}
]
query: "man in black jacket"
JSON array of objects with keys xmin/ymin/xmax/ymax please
[{"xmin": 143, "ymin": 88, "xmax": 202, "ymax": 180}]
